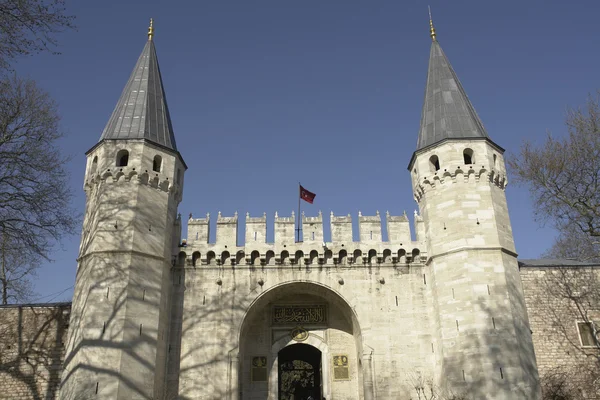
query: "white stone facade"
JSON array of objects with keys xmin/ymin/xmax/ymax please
[{"xmin": 57, "ymin": 31, "xmax": 543, "ymax": 400}]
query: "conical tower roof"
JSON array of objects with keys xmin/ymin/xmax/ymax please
[
  {"xmin": 416, "ymin": 38, "xmax": 488, "ymax": 151},
  {"xmin": 99, "ymin": 23, "xmax": 177, "ymax": 151}
]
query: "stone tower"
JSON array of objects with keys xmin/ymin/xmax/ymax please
[
  {"xmin": 407, "ymin": 21, "xmax": 540, "ymax": 398},
  {"xmin": 60, "ymin": 21, "xmax": 186, "ymax": 399}
]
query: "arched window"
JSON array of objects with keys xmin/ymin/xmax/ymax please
[
  {"xmin": 236, "ymin": 251, "xmax": 245, "ymax": 266},
  {"xmin": 338, "ymin": 250, "xmax": 347, "ymax": 265},
  {"xmin": 324, "ymin": 250, "xmax": 332, "ymax": 264},
  {"xmin": 368, "ymin": 249, "xmax": 377, "ymax": 264},
  {"xmin": 398, "ymin": 249, "xmax": 406, "ymax": 264},
  {"xmin": 493, "ymin": 154, "xmax": 498, "ymax": 168},
  {"xmin": 266, "ymin": 250, "xmax": 275, "ymax": 265},
  {"xmin": 192, "ymin": 251, "xmax": 201, "ymax": 267},
  {"xmin": 383, "ymin": 249, "xmax": 392, "ymax": 263},
  {"xmin": 463, "ymin": 148, "xmax": 474, "ymax": 165},
  {"xmin": 206, "ymin": 251, "xmax": 216, "ymax": 265},
  {"xmin": 91, "ymin": 156, "xmax": 98, "ymax": 175},
  {"xmin": 281, "ymin": 250, "xmax": 290, "ymax": 265},
  {"xmin": 153, "ymin": 155, "xmax": 162, "ymax": 172},
  {"xmin": 429, "ymin": 155, "xmax": 440, "ymax": 172},
  {"xmin": 221, "ymin": 251, "xmax": 230, "ymax": 266},
  {"xmin": 310, "ymin": 250, "xmax": 319, "ymax": 265},
  {"xmin": 295, "ymin": 250, "xmax": 304, "ymax": 265},
  {"xmin": 353, "ymin": 249, "xmax": 362, "ymax": 264},
  {"xmin": 116, "ymin": 150, "xmax": 129, "ymax": 167},
  {"xmin": 251, "ymin": 251, "xmax": 261, "ymax": 266},
  {"xmin": 412, "ymin": 248, "xmax": 421, "ymax": 263}
]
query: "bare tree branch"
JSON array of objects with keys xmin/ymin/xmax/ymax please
[
  {"xmin": 0, "ymin": 0, "xmax": 75, "ymax": 70},
  {"xmin": 508, "ymin": 91, "xmax": 600, "ymax": 262},
  {"xmin": 0, "ymin": 75, "xmax": 79, "ymax": 304}
]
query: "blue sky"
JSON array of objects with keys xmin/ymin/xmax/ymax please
[{"xmin": 14, "ymin": 0, "xmax": 600, "ymax": 302}]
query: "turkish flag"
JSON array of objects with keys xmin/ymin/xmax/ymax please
[{"xmin": 300, "ymin": 185, "xmax": 316, "ymax": 204}]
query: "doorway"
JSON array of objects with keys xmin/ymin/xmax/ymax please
[{"xmin": 278, "ymin": 344, "xmax": 322, "ymax": 400}]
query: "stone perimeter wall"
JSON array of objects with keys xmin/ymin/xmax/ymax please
[
  {"xmin": 521, "ymin": 266, "xmax": 600, "ymax": 399},
  {"xmin": 2, "ymin": 266, "xmax": 600, "ymax": 399},
  {"xmin": 0, "ymin": 303, "xmax": 70, "ymax": 400}
]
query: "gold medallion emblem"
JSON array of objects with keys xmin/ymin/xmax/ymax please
[{"xmin": 290, "ymin": 326, "xmax": 309, "ymax": 342}]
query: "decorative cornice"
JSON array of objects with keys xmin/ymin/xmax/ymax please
[
  {"xmin": 413, "ymin": 166, "xmax": 507, "ymax": 202},
  {"xmin": 84, "ymin": 166, "xmax": 183, "ymax": 202}
]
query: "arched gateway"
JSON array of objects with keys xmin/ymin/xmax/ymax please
[{"xmin": 234, "ymin": 282, "xmax": 372, "ymax": 400}]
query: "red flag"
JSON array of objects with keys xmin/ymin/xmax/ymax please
[{"xmin": 300, "ymin": 185, "xmax": 316, "ymax": 204}]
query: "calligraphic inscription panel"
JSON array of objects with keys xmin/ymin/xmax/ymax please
[{"xmin": 272, "ymin": 305, "xmax": 327, "ymax": 325}]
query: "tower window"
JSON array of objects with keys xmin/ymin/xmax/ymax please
[
  {"xmin": 153, "ymin": 155, "xmax": 162, "ymax": 172},
  {"xmin": 91, "ymin": 156, "xmax": 98, "ymax": 175},
  {"xmin": 429, "ymin": 155, "xmax": 440, "ymax": 172},
  {"xmin": 116, "ymin": 150, "xmax": 129, "ymax": 167},
  {"xmin": 177, "ymin": 168, "xmax": 181, "ymax": 184},
  {"xmin": 463, "ymin": 148, "xmax": 474, "ymax": 165},
  {"xmin": 493, "ymin": 154, "xmax": 498, "ymax": 168}
]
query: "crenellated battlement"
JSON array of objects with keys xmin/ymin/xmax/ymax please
[
  {"xmin": 413, "ymin": 165, "xmax": 507, "ymax": 202},
  {"xmin": 179, "ymin": 211, "xmax": 426, "ymax": 267}
]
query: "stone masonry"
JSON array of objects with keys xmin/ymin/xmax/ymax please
[
  {"xmin": 0, "ymin": 303, "xmax": 70, "ymax": 400},
  {"xmin": 3, "ymin": 263, "xmax": 600, "ymax": 399},
  {"xmin": 520, "ymin": 262, "xmax": 600, "ymax": 399}
]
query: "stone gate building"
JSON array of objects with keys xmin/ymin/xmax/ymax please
[{"xmin": 28, "ymin": 19, "xmax": 558, "ymax": 400}]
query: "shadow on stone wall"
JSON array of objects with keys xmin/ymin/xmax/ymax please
[
  {"xmin": 0, "ymin": 303, "xmax": 69, "ymax": 400},
  {"xmin": 407, "ymin": 291, "xmax": 538, "ymax": 400},
  {"xmin": 165, "ymin": 262, "xmax": 249, "ymax": 400},
  {"xmin": 524, "ymin": 266, "xmax": 600, "ymax": 399},
  {"xmin": 57, "ymin": 259, "xmax": 246, "ymax": 399}
]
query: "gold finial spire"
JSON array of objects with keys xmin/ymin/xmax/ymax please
[
  {"xmin": 147, "ymin": 18, "xmax": 154, "ymax": 40},
  {"xmin": 428, "ymin": 6, "xmax": 436, "ymax": 41}
]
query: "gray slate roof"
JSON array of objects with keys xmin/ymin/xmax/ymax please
[
  {"xmin": 99, "ymin": 39, "xmax": 177, "ymax": 151},
  {"xmin": 417, "ymin": 41, "xmax": 488, "ymax": 150}
]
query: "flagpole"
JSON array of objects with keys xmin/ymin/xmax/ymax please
[{"xmin": 297, "ymin": 182, "xmax": 301, "ymax": 242}]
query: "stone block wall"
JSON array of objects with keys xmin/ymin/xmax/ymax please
[
  {"xmin": 0, "ymin": 303, "xmax": 70, "ymax": 400},
  {"xmin": 520, "ymin": 264, "xmax": 600, "ymax": 399}
]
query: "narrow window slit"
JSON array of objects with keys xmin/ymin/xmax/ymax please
[
  {"xmin": 106, "ymin": 287, "xmax": 109, "ymax": 298},
  {"xmin": 139, "ymin": 324, "xmax": 143, "ymax": 336},
  {"xmin": 203, "ymin": 295, "xmax": 206, "ymax": 305},
  {"xmin": 423, "ymin": 274, "xmax": 427, "ymax": 285},
  {"xmin": 431, "ymin": 343, "xmax": 434, "ymax": 353},
  {"xmin": 395, "ymin": 296, "xmax": 398, "ymax": 306},
  {"xmin": 462, "ymin": 370, "xmax": 466, "ymax": 381},
  {"xmin": 102, "ymin": 321, "xmax": 106, "ymax": 334},
  {"xmin": 500, "ymin": 367, "xmax": 504, "ymax": 379},
  {"xmin": 487, "ymin": 284, "xmax": 490, "ymax": 295},
  {"xmin": 95, "ymin": 382, "xmax": 99, "ymax": 394},
  {"xmin": 142, "ymin": 289, "xmax": 146, "ymax": 301},
  {"xmin": 492, "ymin": 317, "xmax": 496, "ymax": 329},
  {"xmin": 452, "ymin": 288, "xmax": 455, "ymax": 299},
  {"xmin": 456, "ymin": 320, "xmax": 459, "ymax": 331}
]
